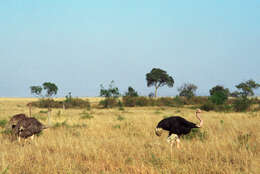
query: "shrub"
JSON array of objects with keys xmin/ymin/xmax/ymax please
[
  {"xmin": 182, "ymin": 128, "xmax": 208, "ymax": 141},
  {"xmin": 135, "ymin": 97, "xmax": 150, "ymax": 106},
  {"xmin": 200, "ymin": 101, "xmax": 215, "ymax": 111},
  {"xmin": 188, "ymin": 96, "xmax": 208, "ymax": 105},
  {"xmin": 31, "ymin": 98, "xmax": 63, "ymax": 108},
  {"xmin": 124, "ymin": 86, "xmax": 138, "ymax": 97},
  {"xmin": 209, "ymin": 91, "xmax": 228, "ymax": 105},
  {"xmin": 64, "ymin": 97, "xmax": 91, "ymax": 109},
  {"xmin": 31, "ymin": 97, "xmax": 91, "ymax": 109},
  {"xmin": 178, "ymin": 83, "xmax": 197, "ymax": 99},
  {"xmin": 0, "ymin": 119, "xmax": 7, "ymax": 128},
  {"xmin": 172, "ymin": 96, "xmax": 185, "ymax": 107},
  {"xmin": 233, "ymin": 97, "xmax": 252, "ymax": 112},
  {"xmin": 156, "ymin": 97, "xmax": 174, "ymax": 106},
  {"xmin": 122, "ymin": 96, "xmax": 136, "ymax": 107},
  {"xmin": 99, "ymin": 98, "xmax": 118, "ymax": 108},
  {"xmin": 80, "ymin": 111, "xmax": 94, "ymax": 119}
]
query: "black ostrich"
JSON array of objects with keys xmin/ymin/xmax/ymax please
[
  {"xmin": 155, "ymin": 109, "xmax": 203, "ymax": 151},
  {"xmin": 13, "ymin": 117, "xmax": 48, "ymax": 142}
]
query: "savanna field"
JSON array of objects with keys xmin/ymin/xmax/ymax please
[{"xmin": 0, "ymin": 98, "xmax": 259, "ymax": 174}]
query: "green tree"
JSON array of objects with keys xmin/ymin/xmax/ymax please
[
  {"xmin": 100, "ymin": 81, "xmax": 120, "ymax": 98},
  {"xmin": 235, "ymin": 79, "xmax": 260, "ymax": 97},
  {"xmin": 30, "ymin": 86, "xmax": 43, "ymax": 97},
  {"xmin": 43, "ymin": 82, "xmax": 58, "ymax": 98},
  {"xmin": 230, "ymin": 91, "xmax": 240, "ymax": 98},
  {"xmin": 124, "ymin": 86, "xmax": 138, "ymax": 97},
  {"xmin": 146, "ymin": 68, "xmax": 174, "ymax": 97},
  {"xmin": 209, "ymin": 85, "xmax": 229, "ymax": 105},
  {"xmin": 178, "ymin": 83, "xmax": 197, "ymax": 99},
  {"xmin": 30, "ymin": 82, "xmax": 58, "ymax": 98},
  {"xmin": 209, "ymin": 85, "xmax": 230, "ymax": 96},
  {"xmin": 30, "ymin": 82, "xmax": 58, "ymax": 126},
  {"xmin": 99, "ymin": 81, "xmax": 120, "ymax": 108}
]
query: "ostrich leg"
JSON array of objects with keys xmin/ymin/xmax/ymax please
[{"xmin": 176, "ymin": 138, "xmax": 181, "ymax": 149}]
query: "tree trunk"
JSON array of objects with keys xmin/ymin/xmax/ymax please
[{"xmin": 155, "ymin": 87, "xmax": 158, "ymax": 98}]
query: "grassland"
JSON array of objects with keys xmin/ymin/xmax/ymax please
[{"xmin": 0, "ymin": 98, "xmax": 259, "ymax": 174}]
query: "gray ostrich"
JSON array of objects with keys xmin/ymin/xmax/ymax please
[
  {"xmin": 13, "ymin": 117, "xmax": 48, "ymax": 142},
  {"xmin": 9, "ymin": 113, "xmax": 27, "ymax": 130}
]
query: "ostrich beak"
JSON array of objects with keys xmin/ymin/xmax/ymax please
[
  {"xmin": 196, "ymin": 109, "xmax": 202, "ymax": 113},
  {"xmin": 155, "ymin": 128, "xmax": 163, "ymax": 136}
]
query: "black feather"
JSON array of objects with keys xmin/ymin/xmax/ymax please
[{"xmin": 156, "ymin": 116, "xmax": 199, "ymax": 137}]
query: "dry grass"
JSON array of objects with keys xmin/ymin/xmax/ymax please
[{"xmin": 0, "ymin": 98, "xmax": 259, "ymax": 174}]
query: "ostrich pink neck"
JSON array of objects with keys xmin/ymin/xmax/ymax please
[{"xmin": 196, "ymin": 111, "xmax": 203, "ymax": 127}]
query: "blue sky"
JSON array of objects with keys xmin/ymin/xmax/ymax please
[{"xmin": 0, "ymin": 0, "xmax": 259, "ymax": 97}]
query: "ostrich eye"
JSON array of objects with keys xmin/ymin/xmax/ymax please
[{"xmin": 12, "ymin": 125, "xmax": 16, "ymax": 129}]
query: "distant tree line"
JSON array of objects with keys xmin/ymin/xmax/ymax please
[{"xmin": 29, "ymin": 68, "xmax": 260, "ymax": 112}]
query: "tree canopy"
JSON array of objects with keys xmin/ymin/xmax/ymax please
[
  {"xmin": 235, "ymin": 79, "xmax": 260, "ymax": 97},
  {"xmin": 146, "ymin": 68, "xmax": 174, "ymax": 97},
  {"xmin": 124, "ymin": 86, "xmax": 138, "ymax": 97},
  {"xmin": 30, "ymin": 82, "xmax": 58, "ymax": 98},
  {"xmin": 209, "ymin": 85, "xmax": 229, "ymax": 105},
  {"xmin": 178, "ymin": 83, "xmax": 197, "ymax": 99},
  {"xmin": 100, "ymin": 80, "xmax": 120, "ymax": 98}
]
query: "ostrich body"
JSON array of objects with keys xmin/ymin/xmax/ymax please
[
  {"xmin": 9, "ymin": 113, "xmax": 27, "ymax": 129},
  {"xmin": 13, "ymin": 117, "xmax": 48, "ymax": 142},
  {"xmin": 155, "ymin": 109, "xmax": 203, "ymax": 150}
]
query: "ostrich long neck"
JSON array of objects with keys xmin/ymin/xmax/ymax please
[{"xmin": 196, "ymin": 112, "xmax": 203, "ymax": 127}]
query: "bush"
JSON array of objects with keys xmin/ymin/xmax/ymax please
[
  {"xmin": 124, "ymin": 86, "xmax": 138, "ymax": 97},
  {"xmin": 233, "ymin": 97, "xmax": 252, "ymax": 112},
  {"xmin": 64, "ymin": 98, "xmax": 91, "ymax": 109},
  {"xmin": 156, "ymin": 97, "xmax": 175, "ymax": 106},
  {"xmin": 186, "ymin": 96, "xmax": 208, "ymax": 105},
  {"xmin": 0, "ymin": 119, "xmax": 7, "ymax": 128},
  {"xmin": 135, "ymin": 97, "xmax": 150, "ymax": 106},
  {"xmin": 122, "ymin": 96, "xmax": 136, "ymax": 107},
  {"xmin": 31, "ymin": 98, "xmax": 91, "ymax": 109},
  {"xmin": 99, "ymin": 98, "xmax": 118, "ymax": 108},
  {"xmin": 80, "ymin": 111, "xmax": 94, "ymax": 119},
  {"xmin": 172, "ymin": 96, "xmax": 185, "ymax": 107},
  {"xmin": 182, "ymin": 128, "xmax": 208, "ymax": 141},
  {"xmin": 209, "ymin": 91, "xmax": 228, "ymax": 105},
  {"xmin": 31, "ymin": 98, "xmax": 63, "ymax": 108},
  {"xmin": 200, "ymin": 101, "xmax": 215, "ymax": 111}
]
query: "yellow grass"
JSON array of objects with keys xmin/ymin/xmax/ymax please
[{"xmin": 0, "ymin": 98, "xmax": 259, "ymax": 174}]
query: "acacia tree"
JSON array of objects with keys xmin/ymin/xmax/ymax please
[
  {"xmin": 30, "ymin": 82, "xmax": 58, "ymax": 99},
  {"xmin": 30, "ymin": 82, "xmax": 58, "ymax": 125},
  {"xmin": 235, "ymin": 79, "xmax": 260, "ymax": 98},
  {"xmin": 178, "ymin": 83, "xmax": 197, "ymax": 99},
  {"xmin": 146, "ymin": 68, "xmax": 174, "ymax": 97}
]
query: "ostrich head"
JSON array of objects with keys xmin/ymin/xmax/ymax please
[
  {"xmin": 155, "ymin": 128, "xmax": 163, "ymax": 136},
  {"xmin": 18, "ymin": 126, "xmax": 24, "ymax": 136}
]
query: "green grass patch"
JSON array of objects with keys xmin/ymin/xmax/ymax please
[
  {"xmin": 0, "ymin": 119, "xmax": 8, "ymax": 128},
  {"xmin": 80, "ymin": 111, "xmax": 94, "ymax": 119},
  {"xmin": 182, "ymin": 128, "xmax": 208, "ymax": 141},
  {"xmin": 117, "ymin": 115, "xmax": 125, "ymax": 121}
]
